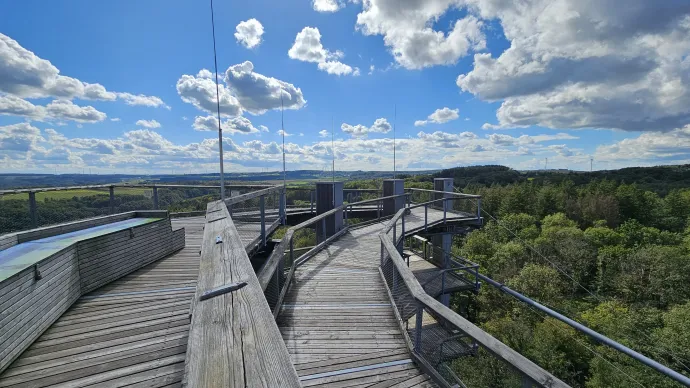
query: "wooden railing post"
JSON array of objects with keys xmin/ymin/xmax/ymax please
[
  {"xmin": 310, "ymin": 190, "xmax": 314, "ymax": 213},
  {"xmin": 28, "ymin": 191, "xmax": 37, "ymax": 229}
]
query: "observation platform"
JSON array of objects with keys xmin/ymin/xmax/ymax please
[{"xmin": 0, "ymin": 185, "xmax": 569, "ymax": 388}]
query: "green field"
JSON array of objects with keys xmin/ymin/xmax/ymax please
[{"xmin": 1, "ymin": 187, "xmax": 151, "ymax": 201}]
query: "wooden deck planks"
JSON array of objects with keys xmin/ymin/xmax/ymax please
[
  {"xmin": 278, "ymin": 221, "xmax": 438, "ymax": 387},
  {"xmin": 0, "ymin": 217, "xmax": 203, "ymax": 388}
]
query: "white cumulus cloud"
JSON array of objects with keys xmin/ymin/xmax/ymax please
[
  {"xmin": 341, "ymin": 117, "xmax": 392, "ymax": 137},
  {"xmin": 136, "ymin": 119, "xmax": 161, "ymax": 128},
  {"xmin": 235, "ymin": 19, "xmax": 264, "ymax": 49},
  {"xmin": 288, "ymin": 27, "xmax": 358, "ymax": 76},
  {"xmin": 355, "ymin": 0, "xmax": 486, "ymax": 69},
  {"xmin": 414, "ymin": 107, "xmax": 459, "ymax": 126}
]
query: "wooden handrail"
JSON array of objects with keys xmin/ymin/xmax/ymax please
[
  {"xmin": 0, "ymin": 183, "xmax": 278, "ymax": 195},
  {"xmin": 184, "ymin": 200, "xmax": 300, "ymax": 387}
]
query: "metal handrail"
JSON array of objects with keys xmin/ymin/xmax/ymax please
[{"xmin": 380, "ymin": 206, "xmax": 569, "ymax": 388}]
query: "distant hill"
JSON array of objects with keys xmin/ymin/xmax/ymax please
[{"xmin": 432, "ymin": 164, "xmax": 690, "ymax": 195}]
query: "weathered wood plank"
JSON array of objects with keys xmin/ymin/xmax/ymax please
[{"xmin": 183, "ymin": 201, "xmax": 300, "ymax": 388}]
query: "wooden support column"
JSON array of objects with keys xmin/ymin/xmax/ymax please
[{"xmin": 382, "ymin": 179, "xmax": 404, "ymax": 216}]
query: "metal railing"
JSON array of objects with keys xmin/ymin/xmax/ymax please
[
  {"xmin": 379, "ymin": 200, "xmax": 569, "ymax": 388},
  {"xmin": 256, "ymin": 193, "xmax": 409, "ymax": 317},
  {"xmin": 223, "ymin": 186, "xmax": 285, "ymax": 251},
  {"xmin": 407, "ymin": 235, "xmax": 481, "ymax": 296},
  {"xmin": 407, "ymin": 188, "xmax": 482, "ymax": 221}
]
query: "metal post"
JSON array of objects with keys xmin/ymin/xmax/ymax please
[
  {"xmin": 393, "ymin": 220, "xmax": 397, "ymax": 245},
  {"xmin": 522, "ymin": 376, "xmax": 533, "ymax": 388},
  {"xmin": 260, "ymin": 195, "xmax": 266, "ymax": 247},
  {"xmin": 443, "ymin": 198, "xmax": 447, "ymax": 223},
  {"xmin": 310, "ymin": 190, "xmax": 314, "ymax": 213},
  {"xmin": 279, "ymin": 189, "xmax": 286, "ymax": 225},
  {"xmin": 424, "ymin": 204, "xmax": 428, "ymax": 231},
  {"xmin": 152, "ymin": 186, "xmax": 159, "ymax": 210},
  {"xmin": 321, "ymin": 217, "xmax": 327, "ymax": 242},
  {"xmin": 400, "ymin": 214, "xmax": 405, "ymax": 255},
  {"xmin": 380, "ymin": 240, "xmax": 384, "ymax": 266},
  {"xmin": 109, "ymin": 186, "xmax": 115, "ymax": 215},
  {"xmin": 441, "ymin": 270, "xmax": 446, "ymax": 298},
  {"xmin": 289, "ymin": 238, "xmax": 294, "ymax": 267},
  {"xmin": 28, "ymin": 191, "xmax": 37, "ymax": 229},
  {"xmin": 414, "ymin": 303, "xmax": 423, "ymax": 352},
  {"xmin": 377, "ymin": 201, "xmax": 381, "ymax": 219},
  {"xmin": 477, "ymin": 197, "xmax": 482, "ymax": 223}
]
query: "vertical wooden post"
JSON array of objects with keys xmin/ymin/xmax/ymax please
[
  {"xmin": 109, "ymin": 186, "xmax": 115, "ymax": 214},
  {"xmin": 260, "ymin": 195, "xmax": 266, "ymax": 247},
  {"xmin": 152, "ymin": 186, "xmax": 159, "ymax": 210},
  {"xmin": 28, "ymin": 191, "xmax": 37, "ymax": 229}
]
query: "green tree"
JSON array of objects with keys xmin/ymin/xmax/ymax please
[{"xmin": 507, "ymin": 264, "xmax": 568, "ymax": 307}]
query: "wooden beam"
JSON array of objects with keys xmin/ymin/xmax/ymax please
[{"xmin": 184, "ymin": 201, "xmax": 300, "ymax": 387}]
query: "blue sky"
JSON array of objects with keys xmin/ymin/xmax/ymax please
[{"xmin": 1, "ymin": 0, "xmax": 689, "ymax": 173}]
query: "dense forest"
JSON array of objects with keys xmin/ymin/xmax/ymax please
[{"xmin": 421, "ymin": 167, "xmax": 690, "ymax": 387}]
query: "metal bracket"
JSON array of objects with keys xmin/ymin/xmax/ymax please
[
  {"xmin": 129, "ymin": 228, "xmax": 135, "ymax": 239},
  {"xmin": 199, "ymin": 281, "xmax": 248, "ymax": 301},
  {"xmin": 33, "ymin": 264, "xmax": 42, "ymax": 280}
]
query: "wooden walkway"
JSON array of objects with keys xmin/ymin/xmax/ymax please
[
  {"xmin": 279, "ymin": 221, "xmax": 434, "ymax": 387},
  {"xmin": 277, "ymin": 207, "xmax": 476, "ymax": 387},
  {"xmin": 0, "ymin": 218, "xmax": 206, "ymax": 388}
]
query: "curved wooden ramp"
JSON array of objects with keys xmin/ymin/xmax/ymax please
[{"xmin": 278, "ymin": 221, "xmax": 437, "ymax": 388}]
